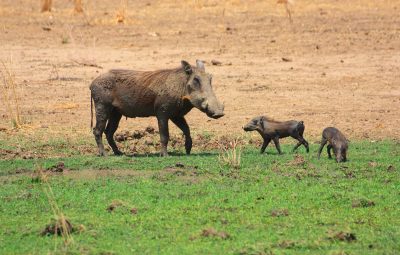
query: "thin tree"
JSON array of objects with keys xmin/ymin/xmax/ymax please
[
  {"xmin": 41, "ymin": 0, "xmax": 83, "ymax": 13},
  {"xmin": 74, "ymin": 0, "xmax": 83, "ymax": 13},
  {"xmin": 41, "ymin": 0, "xmax": 53, "ymax": 12}
]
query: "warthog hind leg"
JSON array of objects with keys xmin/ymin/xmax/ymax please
[
  {"xmin": 93, "ymin": 103, "xmax": 111, "ymax": 156},
  {"xmin": 317, "ymin": 137, "xmax": 327, "ymax": 159},
  {"xmin": 157, "ymin": 116, "xmax": 169, "ymax": 157},
  {"xmin": 327, "ymin": 144, "xmax": 333, "ymax": 159},
  {"xmin": 105, "ymin": 108, "xmax": 123, "ymax": 156}
]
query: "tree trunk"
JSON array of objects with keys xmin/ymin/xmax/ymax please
[
  {"xmin": 74, "ymin": 0, "xmax": 83, "ymax": 13},
  {"xmin": 41, "ymin": 0, "xmax": 53, "ymax": 12}
]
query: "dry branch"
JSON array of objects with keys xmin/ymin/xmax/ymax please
[
  {"xmin": 0, "ymin": 61, "xmax": 23, "ymax": 128},
  {"xmin": 71, "ymin": 59, "xmax": 103, "ymax": 69},
  {"xmin": 218, "ymin": 138, "xmax": 242, "ymax": 169}
]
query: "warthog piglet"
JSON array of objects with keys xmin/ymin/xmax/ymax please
[
  {"xmin": 317, "ymin": 127, "xmax": 348, "ymax": 162},
  {"xmin": 243, "ymin": 116, "xmax": 309, "ymax": 154}
]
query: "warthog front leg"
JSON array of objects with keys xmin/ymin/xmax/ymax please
[
  {"xmin": 171, "ymin": 116, "xmax": 192, "ymax": 155},
  {"xmin": 157, "ymin": 116, "xmax": 169, "ymax": 157},
  {"xmin": 327, "ymin": 144, "xmax": 333, "ymax": 159},
  {"xmin": 260, "ymin": 137, "xmax": 271, "ymax": 154}
]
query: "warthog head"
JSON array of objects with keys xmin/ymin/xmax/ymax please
[
  {"xmin": 333, "ymin": 140, "xmax": 348, "ymax": 163},
  {"xmin": 181, "ymin": 60, "xmax": 224, "ymax": 119},
  {"xmin": 243, "ymin": 116, "xmax": 264, "ymax": 132}
]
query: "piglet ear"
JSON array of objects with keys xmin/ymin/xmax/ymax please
[
  {"xmin": 181, "ymin": 60, "xmax": 192, "ymax": 75},
  {"xmin": 196, "ymin": 59, "xmax": 205, "ymax": 72},
  {"xmin": 260, "ymin": 116, "xmax": 265, "ymax": 130}
]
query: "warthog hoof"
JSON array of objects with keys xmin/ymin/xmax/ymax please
[
  {"xmin": 114, "ymin": 150, "xmax": 124, "ymax": 156},
  {"xmin": 160, "ymin": 152, "xmax": 169, "ymax": 157}
]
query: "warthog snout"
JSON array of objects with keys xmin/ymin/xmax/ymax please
[
  {"xmin": 243, "ymin": 118, "xmax": 260, "ymax": 132},
  {"xmin": 243, "ymin": 125, "xmax": 253, "ymax": 131},
  {"xmin": 212, "ymin": 112, "xmax": 224, "ymax": 119},
  {"xmin": 204, "ymin": 101, "xmax": 224, "ymax": 119}
]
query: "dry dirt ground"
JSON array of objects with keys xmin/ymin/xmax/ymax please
[{"xmin": 1, "ymin": 0, "xmax": 400, "ymax": 144}]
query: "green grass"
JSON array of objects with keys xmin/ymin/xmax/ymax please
[{"xmin": 0, "ymin": 140, "xmax": 399, "ymax": 254}]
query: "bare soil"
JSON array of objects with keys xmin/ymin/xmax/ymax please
[{"xmin": 1, "ymin": 0, "xmax": 400, "ymax": 142}]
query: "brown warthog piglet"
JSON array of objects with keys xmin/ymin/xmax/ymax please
[
  {"xmin": 318, "ymin": 127, "xmax": 348, "ymax": 162},
  {"xmin": 243, "ymin": 116, "xmax": 309, "ymax": 154}
]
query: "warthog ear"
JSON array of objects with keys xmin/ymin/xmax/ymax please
[
  {"xmin": 181, "ymin": 60, "xmax": 192, "ymax": 75},
  {"xmin": 196, "ymin": 59, "xmax": 205, "ymax": 72}
]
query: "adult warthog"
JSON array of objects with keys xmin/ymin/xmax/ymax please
[{"xmin": 90, "ymin": 60, "xmax": 224, "ymax": 156}]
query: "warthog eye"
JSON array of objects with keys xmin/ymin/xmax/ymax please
[{"xmin": 192, "ymin": 76, "xmax": 201, "ymax": 89}]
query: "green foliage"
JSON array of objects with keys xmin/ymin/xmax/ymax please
[{"xmin": 0, "ymin": 141, "xmax": 399, "ymax": 254}]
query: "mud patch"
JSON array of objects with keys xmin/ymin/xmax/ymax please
[
  {"xmin": 2, "ymin": 168, "xmax": 153, "ymax": 182},
  {"xmin": 352, "ymin": 198, "xmax": 375, "ymax": 208},
  {"xmin": 41, "ymin": 218, "xmax": 74, "ymax": 236},
  {"xmin": 0, "ymin": 168, "xmax": 31, "ymax": 177},
  {"xmin": 190, "ymin": 228, "xmax": 230, "ymax": 240},
  {"xmin": 107, "ymin": 200, "xmax": 124, "ymax": 212},
  {"xmin": 270, "ymin": 208, "xmax": 289, "ymax": 217},
  {"xmin": 274, "ymin": 240, "xmax": 297, "ymax": 249},
  {"xmin": 107, "ymin": 199, "xmax": 138, "ymax": 215},
  {"xmin": 342, "ymin": 168, "xmax": 356, "ymax": 179},
  {"xmin": 46, "ymin": 162, "xmax": 66, "ymax": 173},
  {"xmin": 0, "ymin": 148, "xmax": 41, "ymax": 160},
  {"xmin": 152, "ymin": 163, "xmax": 201, "ymax": 183},
  {"xmin": 368, "ymin": 161, "xmax": 378, "ymax": 168},
  {"xmin": 387, "ymin": 165, "xmax": 396, "ymax": 172},
  {"xmin": 288, "ymin": 154, "xmax": 306, "ymax": 167},
  {"xmin": 65, "ymin": 169, "xmax": 153, "ymax": 180},
  {"xmin": 328, "ymin": 231, "xmax": 357, "ymax": 242},
  {"xmin": 114, "ymin": 129, "xmax": 247, "ymax": 156}
]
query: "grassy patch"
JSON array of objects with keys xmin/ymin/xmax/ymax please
[{"xmin": 0, "ymin": 141, "xmax": 399, "ymax": 254}]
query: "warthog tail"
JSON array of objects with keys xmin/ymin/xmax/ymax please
[{"xmin": 90, "ymin": 93, "xmax": 93, "ymax": 129}]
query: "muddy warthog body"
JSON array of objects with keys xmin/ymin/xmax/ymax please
[
  {"xmin": 90, "ymin": 60, "xmax": 224, "ymax": 156},
  {"xmin": 318, "ymin": 127, "xmax": 348, "ymax": 162},
  {"xmin": 243, "ymin": 116, "xmax": 309, "ymax": 154}
]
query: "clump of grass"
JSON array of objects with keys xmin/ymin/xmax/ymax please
[
  {"xmin": 116, "ymin": 0, "xmax": 128, "ymax": 24},
  {"xmin": 35, "ymin": 165, "xmax": 74, "ymax": 245},
  {"xmin": 0, "ymin": 61, "xmax": 23, "ymax": 129},
  {"xmin": 218, "ymin": 138, "xmax": 242, "ymax": 169},
  {"xmin": 61, "ymin": 36, "xmax": 69, "ymax": 44}
]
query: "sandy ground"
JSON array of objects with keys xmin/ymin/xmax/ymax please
[{"xmin": 1, "ymin": 0, "xmax": 400, "ymax": 141}]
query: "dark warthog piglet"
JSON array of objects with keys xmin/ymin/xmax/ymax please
[
  {"xmin": 317, "ymin": 127, "xmax": 348, "ymax": 162},
  {"xmin": 243, "ymin": 116, "xmax": 309, "ymax": 154},
  {"xmin": 90, "ymin": 60, "xmax": 224, "ymax": 157}
]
